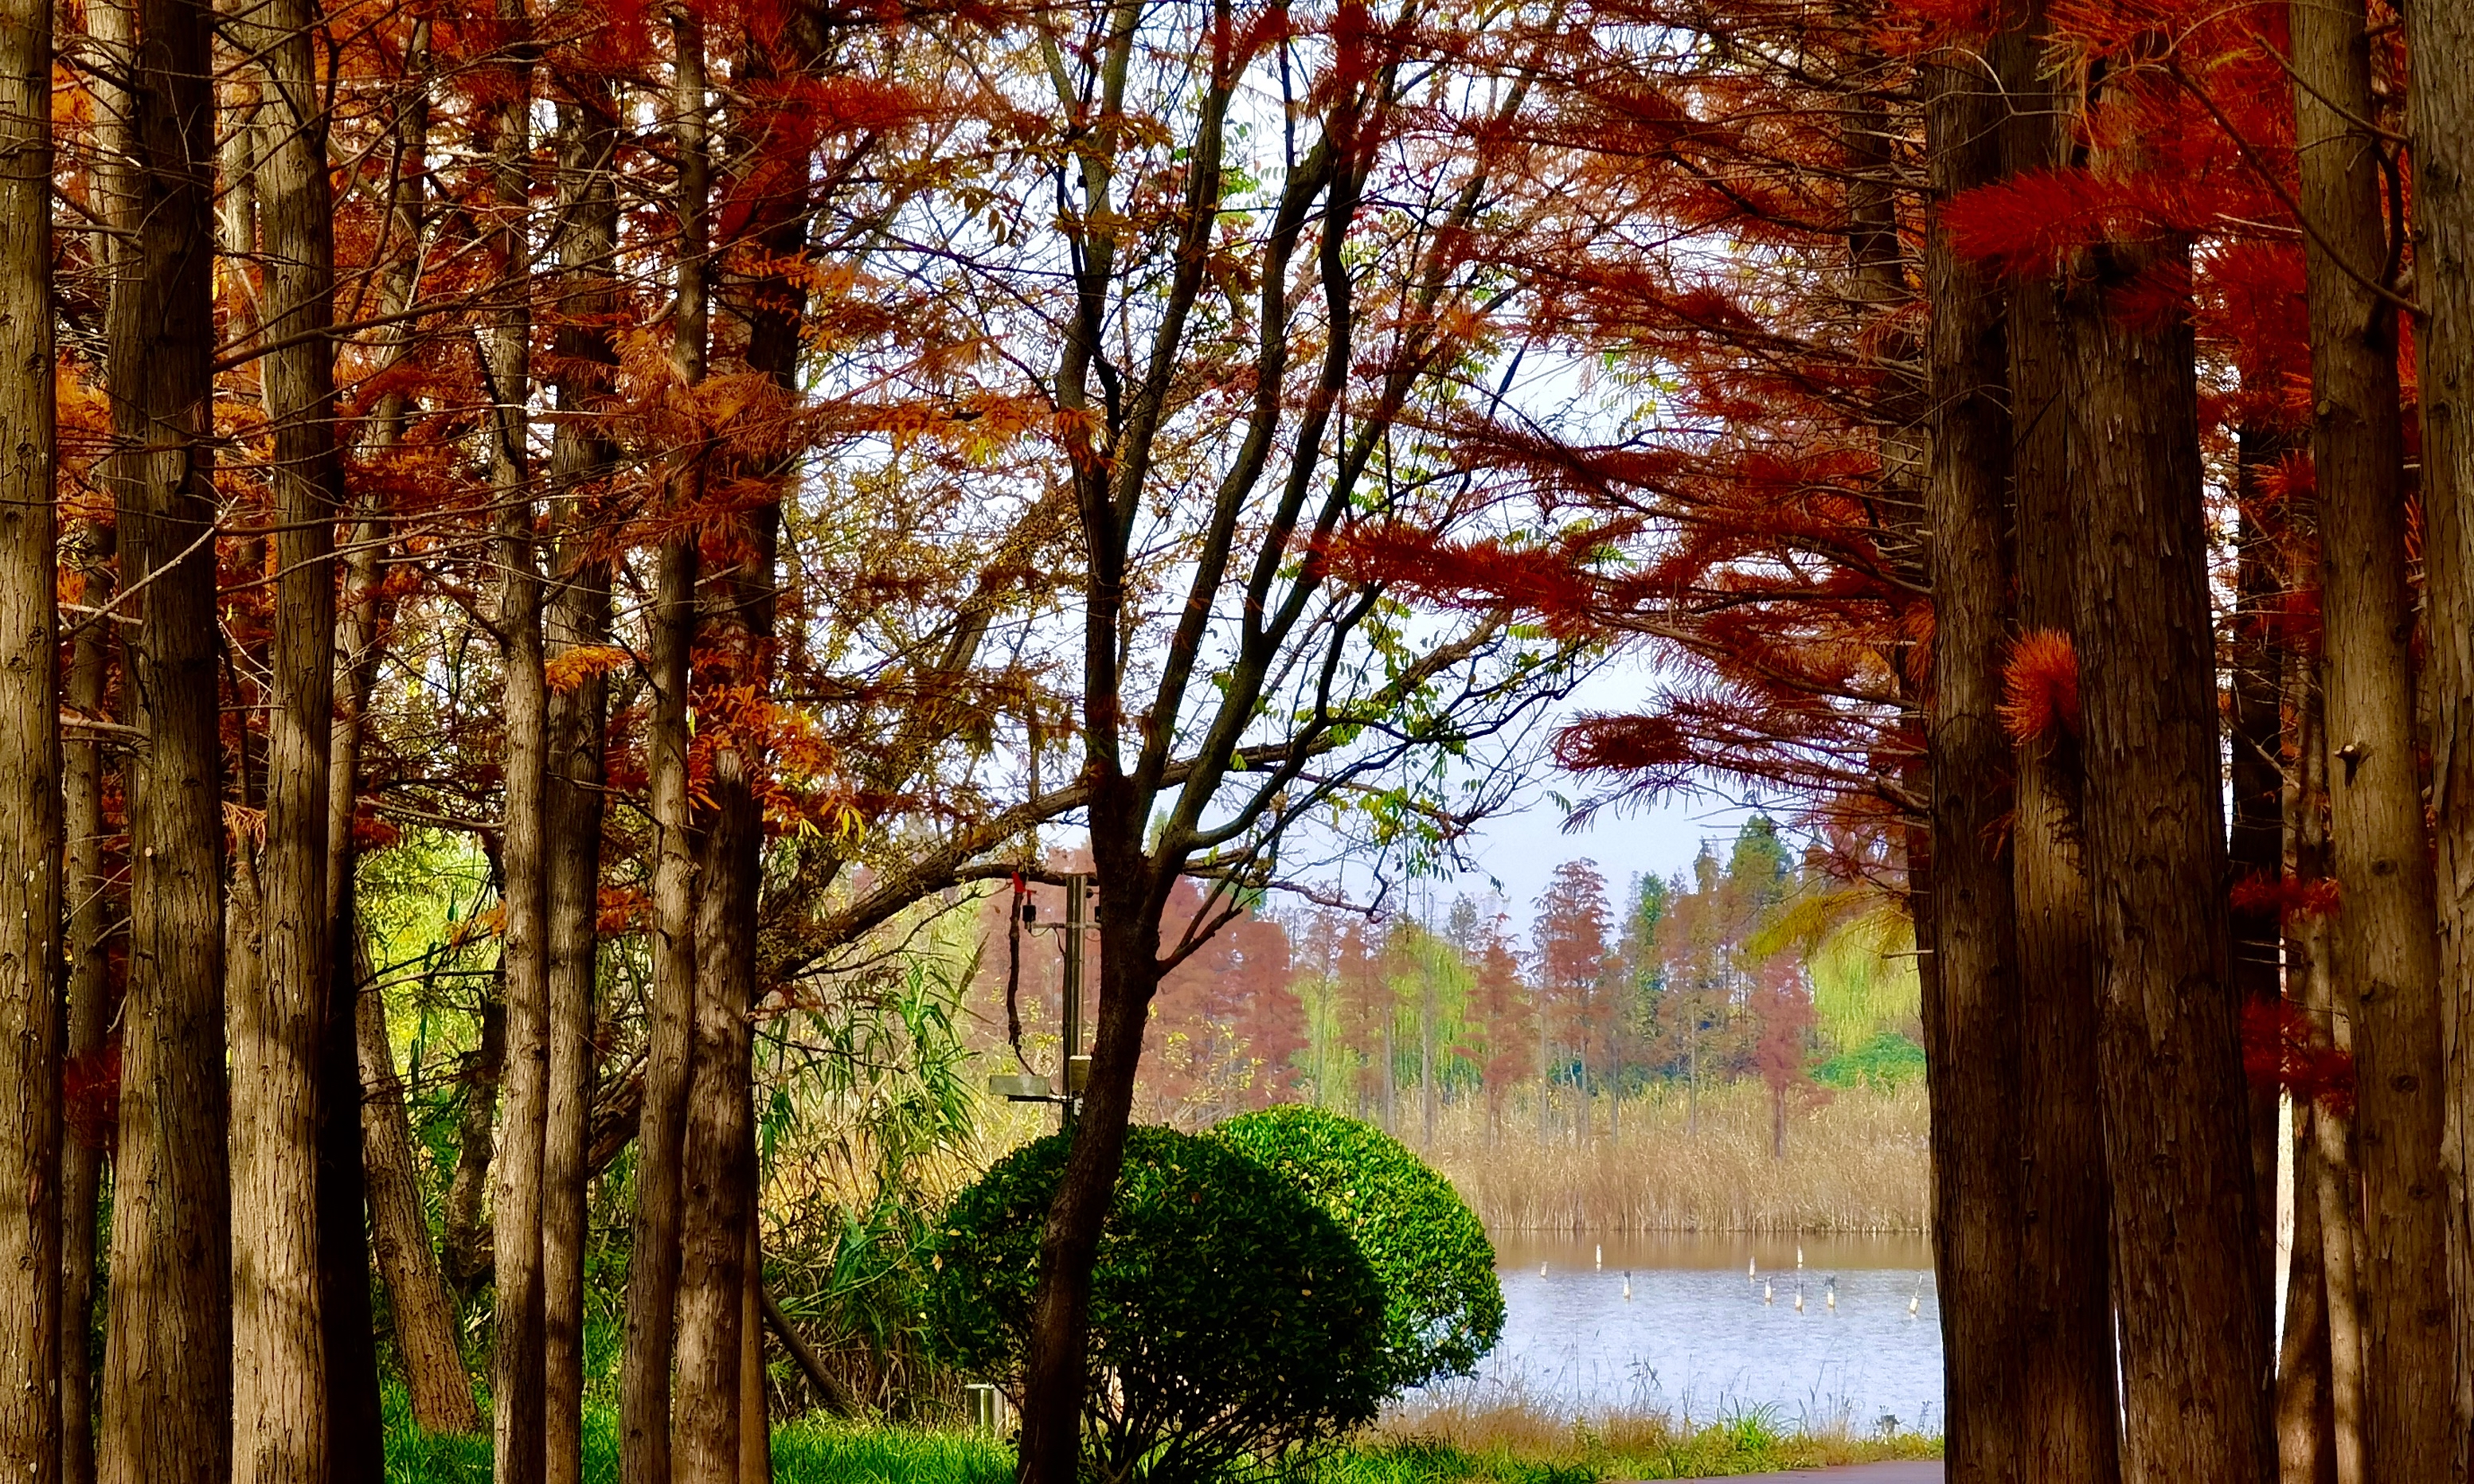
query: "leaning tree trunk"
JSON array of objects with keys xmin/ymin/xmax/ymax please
[
  {"xmin": 0, "ymin": 0, "xmax": 59, "ymax": 1461},
  {"xmin": 1998, "ymin": 9, "xmax": 2121, "ymax": 1476},
  {"xmin": 541, "ymin": 77, "xmax": 619, "ymax": 1484},
  {"xmin": 355, "ymin": 950, "xmax": 481, "ymax": 1434},
  {"xmin": 2398, "ymin": 3, "xmax": 2474, "ymax": 1466},
  {"xmin": 226, "ymin": 0, "xmax": 344, "ymax": 1460},
  {"xmin": 1922, "ymin": 37, "xmax": 2022, "ymax": 1484},
  {"xmin": 618, "ymin": 18, "xmax": 706, "ymax": 1480},
  {"xmin": 2063, "ymin": 87, "xmax": 2276, "ymax": 1484},
  {"xmin": 2281, "ymin": 1095, "xmax": 2339, "ymax": 1484},
  {"xmin": 97, "ymin": 0, "xmax": 232, "ymax": 1471},
  {"xmin": 2291, "ymin": 5, "xmax": 2453, "ymax": 1474}
]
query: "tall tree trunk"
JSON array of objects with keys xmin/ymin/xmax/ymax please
[
  {"xmin": 2292, "ymin": 3, "xmax": 2453, "ymax": 1472},
  {"xmin": 0, "ymin": 0, "xmax": 59, "ymax": 1458},
  {"xmin": 1922, "ymin": 37, "xmax": 2021, "ymax": 1484},
  {"xmin": 355, "ymin": 943, "xmax": 481, "ymax": 1434},
  {"xmin": 482, "ymin": 4, "xmax": 546, "ymax": 1478},
  {"xmin": 739, "ymin": 1224, "xmax": 769, "ymax": 1484},
  {"xmin": 2063, "ymin": 86, "xmax": 2275, "ymax": 1482},
  {"xmin": 1996, "ymin": 10, "xmax": 2120, "ymax": 1478},
  {"xmin": 227, "ymin": 0, "xmax": 344, "ymax": 1460},
  {"xmin": 98, "ymin": 0, "xmax": 231, "ymax": 1470},
  {"xmin": 542, "ymin": 77, "xmax": 619, "ymax": 1484},
  {"xmin": 619, "ymin": 18, "xmax": 706, "ymax": 1478},
  {"xmin": 2398, "ymin": 5, "xmax": 2474, "ymax": 1468}
]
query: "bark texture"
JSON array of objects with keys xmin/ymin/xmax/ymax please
[
  {"xmin": 2398, "ymin": 1, "xmax": 2474, "ymax": 1466},
  {"xmin": 1921, "ymin": 40, "xmax": 2019, "ymax": 1484},
  {"xmin": 619, "ymin": 24, "xmax": 705, "ymax": 1478},
  {"xmin": 59, "ymin": 529, "xmax": 109, "ymax": 1484},
  {"xmin": 97, "ymin": 0, "xmax": 232, "ymax": 1469},
  {"xmin": 1998, "ymin": 10, "xmax": 2119, "ymax": 1475},
  {"xmin": 2063, "ymin": 103, "xmax": 2275, "ymax": 1484},
  {"xmin": 483, "ymin": 7, "xmax": 547, "ymax": 1478},
  {"xmin": 226, "ymin": 0, "xmax": 344, "ymax": 1462},
  {"xmin": 542, "ymin": 77, "xmax": 619, "ymax": 1484},
  {"xmin": 2292, "ymin": 6, "xmax": 2453, "ymax": 1473},
  {"xmin": 0, "ymin": 0, "xmax": 59, "ymax": 1462}
]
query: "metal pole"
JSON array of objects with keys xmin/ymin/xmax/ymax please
[{"xmin": 1062, "ymin": 872, "xmax": 1087, "ymax": 1134}]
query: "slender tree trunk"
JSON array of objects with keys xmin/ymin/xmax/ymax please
[
  {"xmin": 619, "ymin": 20, "xmax": 706, "ymax": 1478},
  {"xmin": 1996, "ymin": 10, "xmax": 2120, "ymax": 1477},
  {"xmin": 2292, "ymin": 4, "xmax": 2453, "ymax": 1472},
  {"xmin": 59, "ymin": 528, "xmax": 109, "ymax": 1484},
  {"xmin": 481, "ymin": 6, "xmax": 547, "ymax": 1478},
  {"xmin": 227, "ymin": 0, "xmax": 344, "ymax": 1459},
  {"xmin": 319, "ymin": 881, "xmax": 381, "ymax": 1484},
  {"xmin": 0, "ymin": 0, "xmax": 59, "ymax": 1458},
  {"xmin": 2281, "ymin": 1099, "xmax": 2339, "ymax": 1484},
  {"xmin": 1922, "ymin": 38, "xmax": 2021, "ymax": 1484},
  {"xmin": 2291, "ymin": 655, "xmax": 2366, "ymax": 1484},
  {"xmin": 355, "ymin": 945, "xmax": 481, "ymax": 1434},
  {"xmin": 739, "ymin": 1224, "xmax": 769, "ymax": 1484},
  {"xmin": 1016, "ymin": 902, "xmax": 1166, "ymax": 1484},
  {"xmin": 442, "ymin": 978, "xmax": 504, "ymax": 1303},
  {"xmin": 541, "ymin": 78, "xmax": 619, "ymax": 1484},
  {"xmin": 2064, "ymin": 86, "xmax": 2275, "ymax": 1482},
  {"xmin": 2230, "ymin": 417, "xmax": 2289, "ymax": 1357},
  {"xmin": 97, "ymin": 0, "xmax": 231, "ymax": 1467},
  {"xmin": 2398, "ymin": 3, "xmax": 2474, "ymax": 1466}
]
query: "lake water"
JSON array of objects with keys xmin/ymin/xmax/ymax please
[{"xmin": 1407, "ymin": 1233, "xmax": 1944, "ymax": 1435}]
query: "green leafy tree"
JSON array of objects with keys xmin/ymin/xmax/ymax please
[{"xmin": 926, "ymin": 1127, "xmax": 1386, "ymax": 1484}]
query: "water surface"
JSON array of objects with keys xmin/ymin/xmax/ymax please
[{"xmin": 1411, "ymin": 1233, "xmax": 1943, "ymax": 1435}]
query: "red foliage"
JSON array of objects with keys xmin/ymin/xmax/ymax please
[
  {"xmin": 2241, "ymin": 997, "xmax": 2353, "ymax": 1115},
  {"xmin": 2227, "ymin": 870, "xmax": 2342, "ymax": 925},
  {"xmin": 64, "ymin": 1037, "xmax": 120, "ymax": 1151},
  {"xmin": 1999, "ymin": 630, "xmax": 2081, "ymax": 744}
]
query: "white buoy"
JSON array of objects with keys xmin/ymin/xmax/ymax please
[
  {"xmin": 1623, "ymin": 1274, "xmax": 1633, "ymax": 1301},
  {"xmin": 1595, "ymin": 1244, "xmax": 1603, "ymax": 1271},
  {"xmin": 1540, "ymin": 1262, "xmax": 1549, "ymax": 1279},
  {"xmin": 1763, "ymin": 1279, "xmax": 1773, "ymax": 1305}
]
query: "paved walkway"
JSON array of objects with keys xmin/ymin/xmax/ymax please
[{"xmin": 1641, "ymin": 1465, "xmax": 1941, "ymax": 1483}]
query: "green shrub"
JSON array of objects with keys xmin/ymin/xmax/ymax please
[
  {"xmin": 924, "ymin": 1125, "xmax": 1389, "ymax": 1483},
  {"xmin": 1214, "ymin": 1105, "xmax": 1503, "ymax": 1390}
]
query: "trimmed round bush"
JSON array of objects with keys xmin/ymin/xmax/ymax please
[
  {"xmin": 1213, "ymin": 1104, "xmax": 1503, "ymax": 1391},
  {"xmin": 924, "ymin": 1124, "xmax": 1388, "ymax": 1483}
]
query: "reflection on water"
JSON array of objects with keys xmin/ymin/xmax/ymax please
[{"xmin": 1409, "ymin": 1233, "xmax": 1943, "ymax": 1434}]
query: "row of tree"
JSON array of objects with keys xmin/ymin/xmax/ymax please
[
  {"xmin": 1335, "ymin": 2, "xmax": 2474, "ymax": 1481},
  {"xmin": 0, "ymin": 2, "xmax": 1609, "ymax": 1482}
]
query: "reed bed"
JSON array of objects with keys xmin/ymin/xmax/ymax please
[
  {"xmin": 1417, "ymin": 1080, "xmax": 1929, "ymax": 1234},
  {"xmin": 1361, "ymin": 1394, "xmax": 1940, "ymax": 1479}
]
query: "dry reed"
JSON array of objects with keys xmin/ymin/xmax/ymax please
[
  {"xmin": 1364, "ymin": 1393, "xmax": 1940, "ymax": 1474},
  {"xmin": 1413, "ymin": 1080, "xmax": 1929, "ymax": 1233}
]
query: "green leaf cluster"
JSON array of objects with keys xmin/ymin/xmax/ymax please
[{"xmin": 1213, "ymin": 1105, "xmax": 1503, "ymax": 1392}]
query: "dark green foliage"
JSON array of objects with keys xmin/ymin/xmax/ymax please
[
  {"xmin": 1214, "ymin": 1104, "xmax": 1503, "ymax": 1391},
  {"xmin": 1812, "ymin": 1032, "xmax": 1927, "ymax": 1091},
  {"xmin": 925, "ymin": 1125, "xmax": 1389, "ymax": 1483}
]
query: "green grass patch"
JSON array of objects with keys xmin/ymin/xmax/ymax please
[{"xmin": 381, "ymin": 1385, "xmax": 1935, "ymax": 1482}]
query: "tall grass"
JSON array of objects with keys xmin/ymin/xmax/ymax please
[
  {"xmin": 1419, "ymin": 1080, "xmax": 1928, "ymax": 1233},
  {"xmin": 1354, "ymin": 1396, "xmax": 1939, "ymax": 1480}
]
